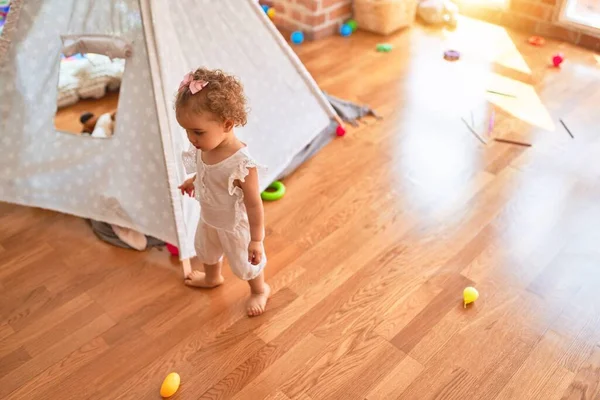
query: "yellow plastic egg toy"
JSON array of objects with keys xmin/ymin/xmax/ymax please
[
  {"xmin": 160, "ymin": 372, "xmax": 180, "ymax": 398},
  {"xmin": 463, "ymin": 287, "xmax": 479, "ymax": 308},
  {"xmin": 267, "ymin": 7, "xmax": 275, "ymax": 19}
]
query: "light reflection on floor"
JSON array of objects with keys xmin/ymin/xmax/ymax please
[
  {"xmin": 486, "ymin": 73, "xmax": 555, "ymax": 131},
  {"xmin": 394, "ymin": 16, "xmax": 551, "ymax": 210}
]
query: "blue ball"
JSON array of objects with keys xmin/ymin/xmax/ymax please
[
  {"xmin": 291, "ymin": 31, "xmax": 304, "ymax": 45},
  {"xmin": 261, "ymin": 4, "xmax": 269, "ymax": 13},
  {"xmin": 340, "ymin": 24, "xmax": 352, "ymax": 37}
]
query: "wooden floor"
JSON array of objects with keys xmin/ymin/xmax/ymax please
[
  {"xmin": 2, "ymin": 17, "xmax": 600, "ymax": 399},
  {"xmin": 54, "ymin": 91, "xmax": 119, "ymax": 134}
]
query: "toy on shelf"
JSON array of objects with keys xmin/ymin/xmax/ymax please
[
  {"xmin": 290, "ymin": 31, "xmax": 304, "ymax": 45},
  {"xmin": 261, "ymin": 4, "xmax": 269, "ymax": 13},
  {"xmin": 336, "ymin": 124, "xmax": 346, "ymax": 137},
  {"xmin": 267, "ymin": 7, "xmax": 275, "ymax": 19}
]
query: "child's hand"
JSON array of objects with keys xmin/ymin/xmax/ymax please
[
  {"xmin": 178, "ymin": 177, "xmax": 195, "ymax": 197},
  {"xmin": 248, "ymin": 241, "xmax": 264, "ymax": 265}
]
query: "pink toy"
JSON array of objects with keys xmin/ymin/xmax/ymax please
[
  {"xmin": 166, "ymin": 243, "xmax": 179, "ymax": 257},
  {"xmin": 552, "ymin": 53, "xmax": 564, "ymax": 67},
  {"xmin": 336, "ymin": 125, "xmax": 346, "ymax": 137}
]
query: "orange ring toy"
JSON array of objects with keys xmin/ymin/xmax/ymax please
[{"xmin": 528, "ymin": 36, "xmax": 545, "ymax": 46}]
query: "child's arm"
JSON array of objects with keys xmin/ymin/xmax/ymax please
[
  {"xmin": 178, "ymin": 174, "xmax": 196, "ymax": 197},
  {"xmin": 239, "ymin": 168, "xmax": 265, "ymax": 265}
]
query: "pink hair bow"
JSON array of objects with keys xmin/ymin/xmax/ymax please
[{"xmin": 178, "ymin": 72, "xmax": 208, "ymax": 95}]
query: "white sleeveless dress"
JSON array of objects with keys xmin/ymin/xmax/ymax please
[{"xmin": 182, "ymin": 144, "xmax": 267, "ymax": 280}]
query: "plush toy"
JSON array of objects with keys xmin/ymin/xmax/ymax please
[
  {"xmin": 418, "ymin": 0, "xmax": 459, "ymax": 28},
  {"xmin": 80, "ymin": 110, "xmax": 117, "ymax": 138}
]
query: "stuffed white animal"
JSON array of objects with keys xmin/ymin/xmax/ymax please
[
  {"xmin": 91, "ymin": 112, "xmax": 114, "ymax": 138},
  {"xmin": 418, "ymin": 0, "xmax": 459, "ymax": 27}
]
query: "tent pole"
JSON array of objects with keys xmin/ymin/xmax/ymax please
[{"xmin": 141, "ymin": 0, "xmax": 193, "ymax": 261}]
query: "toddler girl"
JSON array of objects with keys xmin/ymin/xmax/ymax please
[{"xmin": 176, "ymin": 68, "xmax": 270, "ymax": 317}]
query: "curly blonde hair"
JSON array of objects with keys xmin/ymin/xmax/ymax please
[{"xmin": 174, "ymin": 67, "xmax": 248, "ymax": 127}]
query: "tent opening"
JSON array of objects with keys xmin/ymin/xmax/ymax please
[{"xmin": 54, "ymin": 52, "xmax": 125, "ymax": 138}]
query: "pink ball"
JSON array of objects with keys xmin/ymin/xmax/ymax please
[
  {"xmin": 166, "ymin": 243, "xmax": 179, "ymax": 257},
  {"xmin": 552, "ymin": 53, "xmax": 564, "ymax": 67},
  {"xmin": 336, "ymin": 125, "xmax": 346, "ymax": 137}
]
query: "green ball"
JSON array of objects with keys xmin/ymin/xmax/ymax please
[{"xmin": 346, "ymin": 19, "xmax": 357, "ymax": 32}]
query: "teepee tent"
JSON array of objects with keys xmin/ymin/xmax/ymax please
[{"xmin": 0, "ymin": 0, "xmax": 339, "ymax": 274}]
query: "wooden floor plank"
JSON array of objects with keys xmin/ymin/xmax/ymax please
[
  {"xmin": 110, "ymin": 283, "xmax": 297, "ymax": 399},
  {"xmin": 230, "ymin": 334, "xmax": 328, "ymax": 400},
  {"xmin": 561, "ymin": 345, "xmax": 600, "ymax": 400},
  {"xmin": 201, "ymin": 263, "xmax": 373, "ymax": 399},
  {"xmin": 0, "ymin": 293, "xmax": 95, "ymax": 358},
  {"xmin": 304, "ymin": 335, "xmax": 404, "ymax": 400},
  {"xmin": 263, "ymin": 391, "xmax": 291, "ymax": 400},
  {"xmin": 365, "ymin": 354, "xmax": 424, "ymax": 400},
  {"xmin": 495, "ymin": 330, "xmax": 577, "ymax": 400},
  {"xmin": 0, "ymin": 347, "xmax": 30, "ymax": 380},
  {"xmin": 1, "ymin": 313, "xmax": 114, "ymax": 398},
  {"xmin": 6, "ymin": 337, "xmax": 109, "ymax": 400},
  {"xmin": 391, "ymin": 273, "xmax": 473, "ymax": 353},
  {"xmin": 399, "ymin": 363, "xmax": 478, "ymax": 400}
]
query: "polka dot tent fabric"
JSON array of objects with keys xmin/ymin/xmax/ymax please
[
  {"xmin": 0, "ymin": 0, "xmax": 176, "ymax": 245},
  {"xmin": 0, "ymin": 0, "xmax": 335, "ymax": 260}
]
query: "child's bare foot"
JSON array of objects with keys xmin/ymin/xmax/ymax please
[
  {"xmin": 247, "ymin": 283, "xmax": 271, "ymax": 317},
  {"xmin": 184, "ymin": 270, "xmax": 224, "ymax": 288}
]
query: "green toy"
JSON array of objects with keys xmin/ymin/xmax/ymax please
[
  {"xmin": 376, "ymin": 43, "xmax": 393, "ymax": 52},
  {"xmin": 346, "ymin": 19, "xmax": 357, "ymax": 32},
  {"xmin": 261, "ymin": 181, "xmax": 286, "ymax": 201}
]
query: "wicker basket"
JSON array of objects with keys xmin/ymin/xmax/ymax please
[{"xmin": 353, "ymin": 0, "xmax": 419, "ymax": 35}]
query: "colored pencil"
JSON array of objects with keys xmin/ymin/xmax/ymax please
[
  {"xmin": 461, "ymin": 117, "xmax": 487, "ymax": 145},
  {"xmin": 559, "ymin": 119, "xmax": 574, "ymax": 139},
  {"xmin": 494, "ymin": 137, "xmax": 532, "ymax": 147},
  {"xmin": 486, "ymin": 90, "xmax": 517, "ymax": 98}
]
